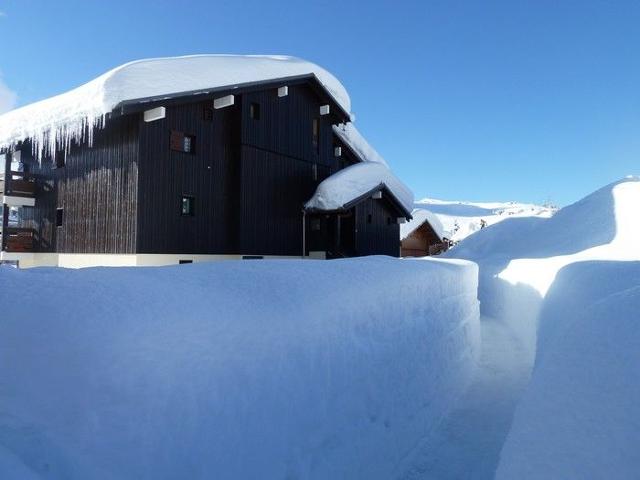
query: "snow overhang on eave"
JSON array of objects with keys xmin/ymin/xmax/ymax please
[{"xmin": 305, "ymin": 183, "xmax": 413, "ymax": 220}]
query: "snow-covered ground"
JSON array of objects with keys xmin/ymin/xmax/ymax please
[
  {"xmin": 0, "ymin": 256, "xmax": 479, "ymax": 480},
  {"xmin": 413, "ymin": 197, "xmax": 554, "ymax": 243}
]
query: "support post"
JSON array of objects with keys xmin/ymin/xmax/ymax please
[
  {"xmin": 1, "ymin": 151, "xmax": 11, "ymax": 252},
  {"xmin": 301, "ymin": 210, "xmax": 306, "ymax": 259}
]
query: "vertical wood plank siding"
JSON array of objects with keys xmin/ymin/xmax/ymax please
[
  {"xmin": 355, "ymin": 198, "xmax": 401, "ymax": 257},
  {"xmin": 18, "ymin": 115, "xmax": 139, "ymax": 253},
  {"xmin": 238, "ymin": 84, "xmax": 334, "ymax": 255},
  {"xmin": 136, "ymin": 99, "xmax": 240, "ymax": 254}
]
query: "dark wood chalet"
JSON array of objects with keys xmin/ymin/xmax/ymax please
[{"xmin": 0, "ymin": 62, "xmax": 412, "ymax": 268}]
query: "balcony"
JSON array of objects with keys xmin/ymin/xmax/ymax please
[
  {"xmin": 0, "ymin": 171, "xmax": 36, "ymax": 207},
  {"xmin": 2, "ymin": 228, "xmax": 35, "ymax": 252}
]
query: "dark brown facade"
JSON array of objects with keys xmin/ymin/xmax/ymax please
[{"xmin": 3, "ymin": 76, "xmax": 408, "ymax": 260}]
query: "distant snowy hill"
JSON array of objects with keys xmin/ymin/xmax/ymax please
[{"xmin": 413, "ymin": 197, "xmax": 555, "ymax": 242}]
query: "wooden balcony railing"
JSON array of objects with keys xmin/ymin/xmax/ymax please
[
  {"xmin": 0, "ymin": 171, "xmax": 36, "ymax": 197},
  {"xmin": 2, "ymin": 227, "xmax": 35, "ymax": 252}
]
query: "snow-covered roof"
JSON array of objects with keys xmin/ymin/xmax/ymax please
[
  {"xmin": 305, "ymin": 162, "xmax": 414, "ymax": 215},
  {"xmin": 0, "ymin": 54, "xmax": 351, "ymax": 158},
  {"xmin": 400, "ymin": 208, "xmax": 447, "ymax": 241},
  {"xmin": 333, "ymin": 123, "xmax": 388, "ymax": 166}
]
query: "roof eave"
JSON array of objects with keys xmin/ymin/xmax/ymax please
[
  {"xmin": 114, "ymin": 73, "xmax": 351, "ymax": 120},
  {"xmin": 305, "ymin": 183, "xmax": 412, "ymax": 219}
]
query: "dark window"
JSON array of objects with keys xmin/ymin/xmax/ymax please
[
  {"xmin": 250, "ymin": 102, "xmax": 260, "ymax": 120},
  {"xmin": 242, "ymin": 255, "xmax": 264, "ymax": 260},
  {"xmin": 367, "ymin": 214, "xmax": 372, "ymax": 224},
  {"xmin": 170, "ymin": 131, "xmax": 196, "ymax": 154},
  {"xmin": 56, "ymin": 208, "xmax": 64, "ymax": 227},
  {"xmin": 310, "ymin": 218, "xmax": 321, "ymax": 231},
  {"xmin": 55, "ymin": 150, "xmax": 65, "ymax": 168},
  {"xmin": 387, "ymin": 217, "xmax": 392, "ymax": 225},
  {"xmin": 181, "ymin": 196, "xmax": 194, "ymax": 216},
  {"xmin": 179, "ymin": 259, "xmax": 193, "ymax": 264},
  {"xmin": 312, "ymin": 118, "xmax": 319, "ymax": 154},
  {"xmin": 203, "ymin": 107, "xmax": 214, "ymax": 121}
]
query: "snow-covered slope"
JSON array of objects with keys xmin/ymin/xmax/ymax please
[
  {"xmin": 0, "ymin": 256, "xmax": 479, "ymax": 480},
  {"xmin": 0, "ymin": 54, "xmax": 350, "ymax": 157},
  {"xmin": 443, "ymin": 176, "xmax": 640, "ymax": 478},
  {"xmin": 414, "ymin": 198, "xmax": 554, "ymax": 243}
]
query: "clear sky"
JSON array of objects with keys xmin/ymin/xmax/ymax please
[{"xmin": 0, "ymin": 0, "xmax": 638, "ymax": 205}]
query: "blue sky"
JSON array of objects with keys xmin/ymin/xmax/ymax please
[{"xmin": 0, "ymin": 0, "xmax": 638, "ymax": 205}]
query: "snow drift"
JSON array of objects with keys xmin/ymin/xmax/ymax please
[
  {"xmin": 305, "ymin": 162, "xmax": 414, "ymax": 214},
  {"xmin": 0, "ymin": 256, "xmax": 479, "ymax": 479},
  {"xmin": 0, "ymin": 54, "xmax": 351, "ymax": 158},
  {"xmin": 496, "ymin": 261, "xmax": 640, "ymax": 479},
  {"xmin": 446, "ymin": 177, "xmax": 640, "ymax": 478}
]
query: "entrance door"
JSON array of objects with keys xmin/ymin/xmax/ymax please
[{"xmin": 338, "ymin": 210, "xmax": 356, "ymax": 257}]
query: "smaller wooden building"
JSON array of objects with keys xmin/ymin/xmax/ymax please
[{"xmin": 400, "ymin": 209, "xmax": 449, "ymax": 257}]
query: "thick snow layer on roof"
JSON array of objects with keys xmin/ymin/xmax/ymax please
[
  {"xmin": 333, "ymin": 123, "xmax": 388, "ymax": 166},
  {"xmin": 0, "ymin": 256, "xmax": 479, "ymax": 478},
  {"xmin": 305, "ymin": 162, "xmax": 414, "ymax": 214},
  {"xmin": 0, "ymin": 54, "xmax": 351, "ymax": 158},
  {"xmin": 400, "ymin": 208, "xmax": 447, "ymax": 241}
]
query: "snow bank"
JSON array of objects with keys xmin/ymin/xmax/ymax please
[
  {"xmin": 332, "ymin": 123, "xmax": 389, "ymax": 166},
  {"xmin": 0, "ymin": 256, "xmax": 479, "ymax": 480},
  {"xmin": 496, "ymin": 262, "xmax": 640, "ymax": 479},
  {"xmin": 305, "ymin": 162, "xmax": 414, "ymax": 214},
  {"xmin": 444, "ymin": 177, "xmax": 640, "ymax": 477},
  {"xmin": 0, "ymin": 55, "xmax": 351, "ymax": 158},
  {"xmin": 448, "ymin": 178, "xmax": 640, "ymax": 346},
  {"xmin": 400, "ymin": 208, "xmax": 447, "ymax": 241}
]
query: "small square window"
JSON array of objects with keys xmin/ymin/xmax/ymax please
[
  {"xmin": 170, "ymin": 131, "xmax": 196, "ymax": 154},
  {"xmin": 56, "ymin": 208, "xmax": 64, "ymax": 227},
  {"xmin": 203, "ymin": 107, "xmax": 214, "ymax": 121},
  {"xmin": 367, "ymin": 214, "xmax": 372, "ymax": 224},
  {"xmin": 179, "ymin": 259, "xmax": 193, "ymax": 264},
  {"xmin": 183, "ymin": 136, "xmax": 193, "ymax": 153},
  {"xmin": 310, "ymin": 218, "xmax": 321, "ymax": 231},
  {"xmin": 181, "ymin": 196, "xmax": 194, "ymax": 216},
  {"xmin": 55, "ymin": 150, "xmax": 65, "ymax": 168},
  {"xmin": 387, "ymin": 217, "xmax": 392, "ymax": 225},
  {"xmin": 250, "ymin": 102, "xmax": 260, "ymax": 120},
  {"xmin": 312, "ymin": 118, "xmax": 320, "ymax": 154}
]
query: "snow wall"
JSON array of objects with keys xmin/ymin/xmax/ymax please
[
  {"xmin": 0, "ymin": 256, "xmax": 480, "ymax": 480},
  {"xmin": 446, "ymin": 178, "xmax": 640, "ymax": 478},
  {"xmin": 496, "ymin": 261, "xmax": 640, "ymax": 479}
]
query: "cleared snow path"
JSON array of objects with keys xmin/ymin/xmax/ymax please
[{"xmin": 398, "ymin": 315, "xmax": 532, "ymax": 480}]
